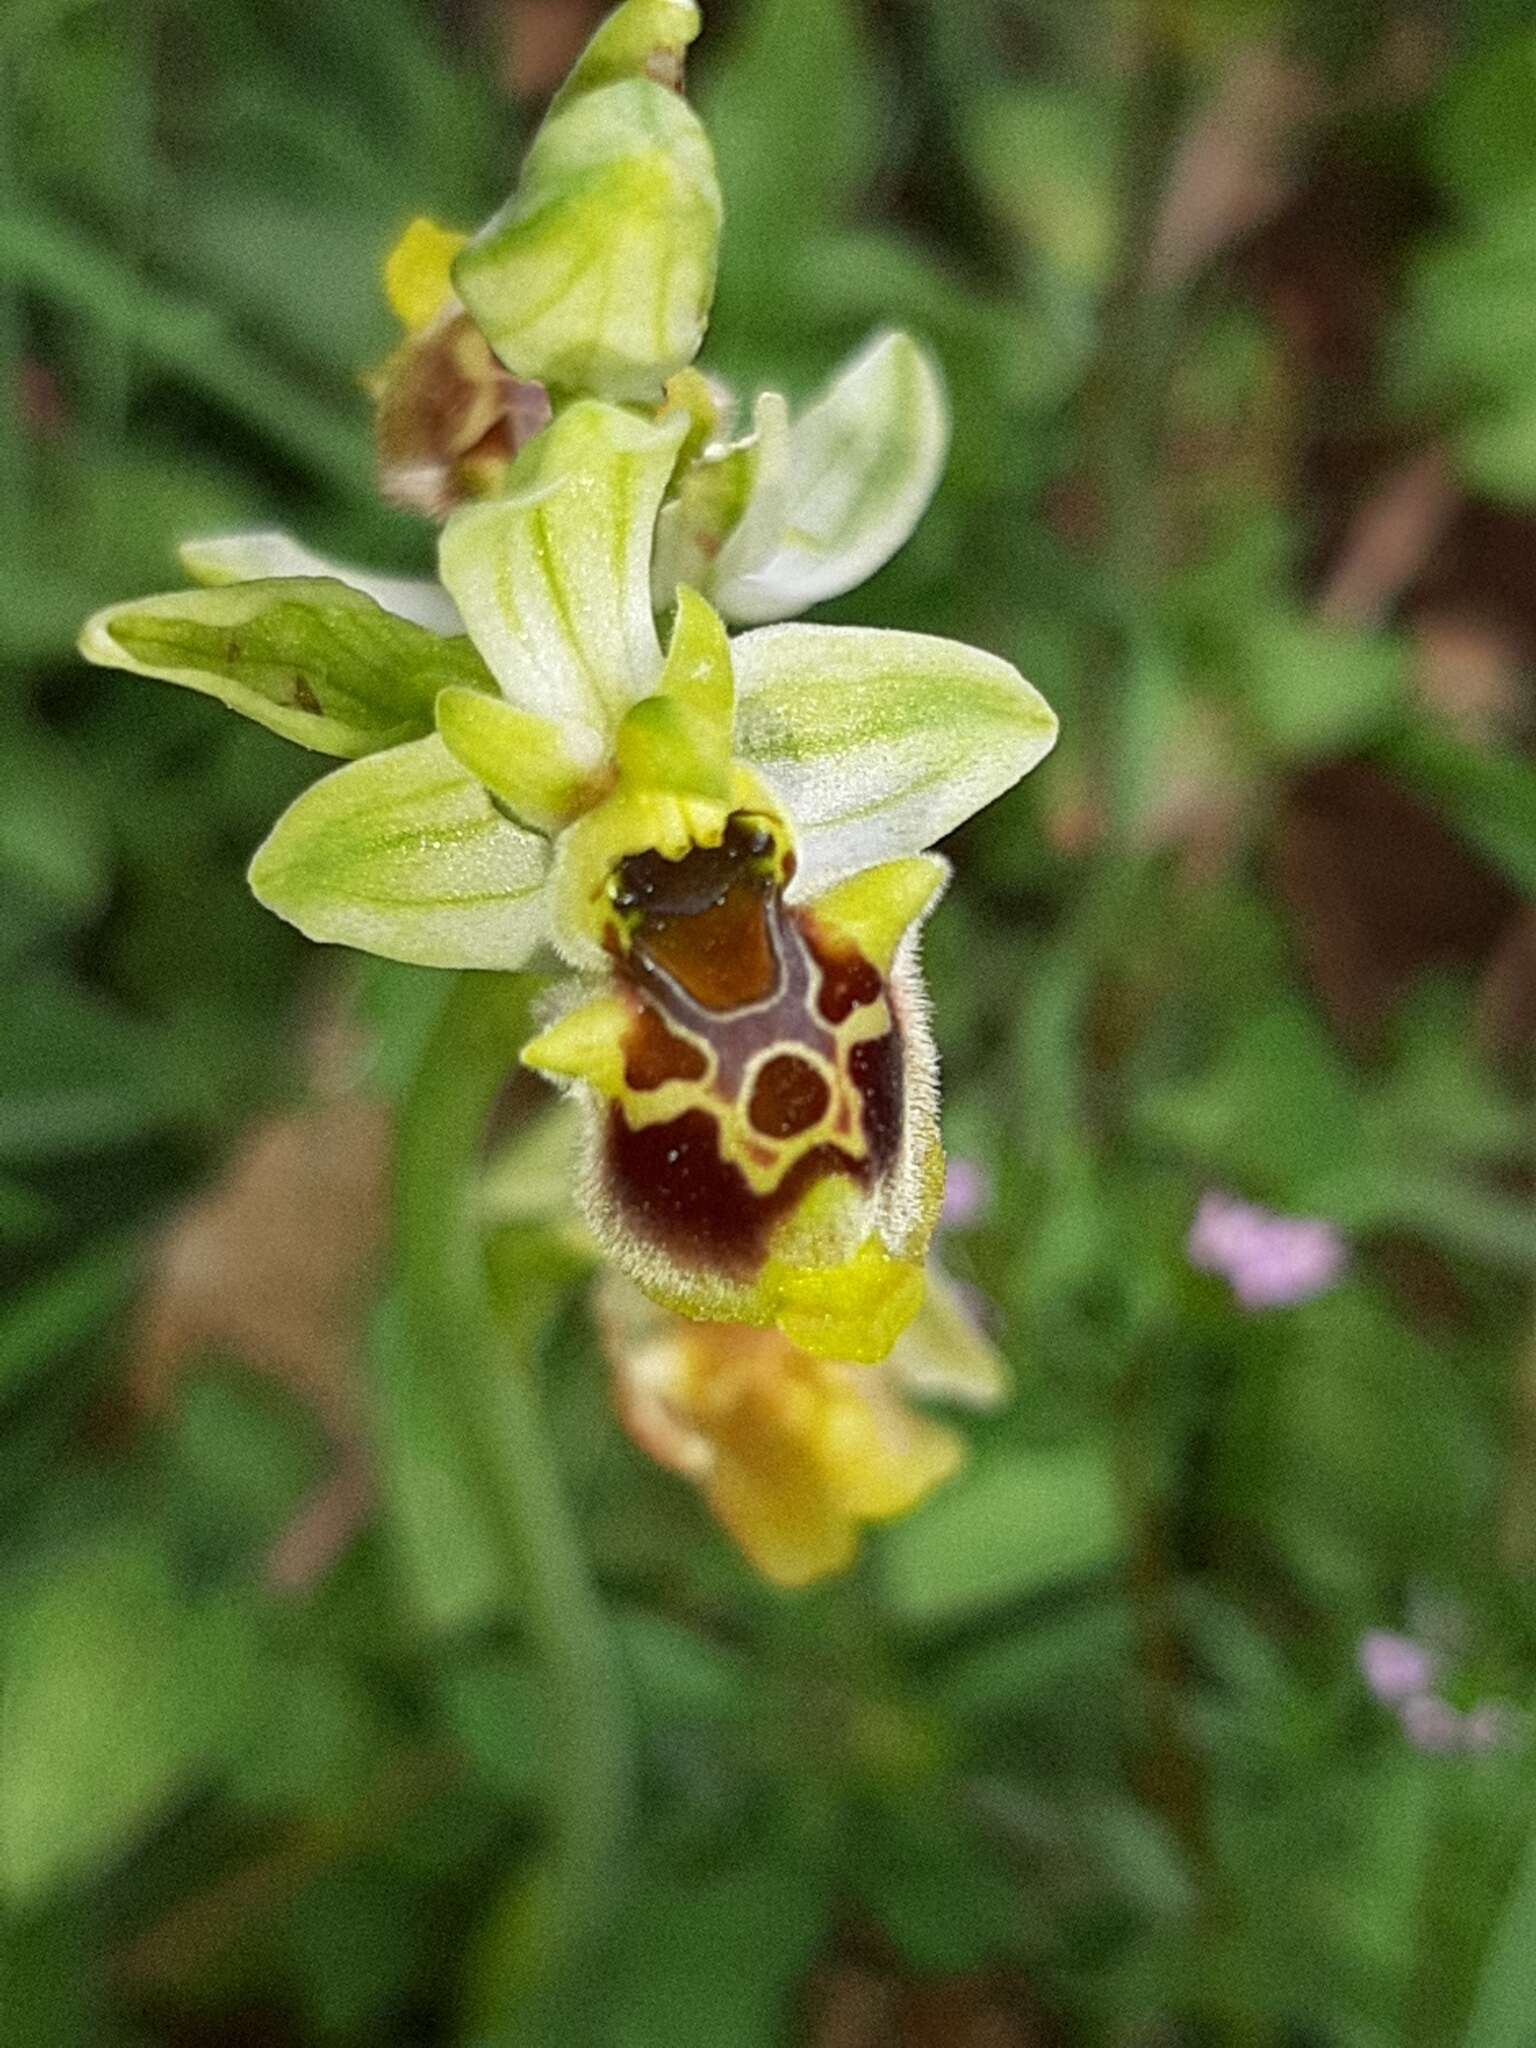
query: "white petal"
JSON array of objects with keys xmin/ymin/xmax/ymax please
[
  {"xmin": 733, "ymin": 622, "xmax": 1057, "ymax": 891},
  {"xmin": 248, "ymin": 735, "xmax": 551, "ymax": 969},
  {"xmin": 179, "ymin": 531, "xmax": 462, "ymax": 634},
  {"xmin": 713, "ymin": 333, "xmax": 948, "ymax": 625}
]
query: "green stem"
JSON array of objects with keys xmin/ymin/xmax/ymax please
[{"xmin": 394, "ymin": 971, "xmax": 630, "ymax": 2020}]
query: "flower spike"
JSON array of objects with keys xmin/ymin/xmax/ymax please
[{"xmin": 77, "ymin": 0, "xmax": 1060, "ymax": 1377}]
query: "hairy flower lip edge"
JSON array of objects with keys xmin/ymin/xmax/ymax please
[{"xmin": 524, "ymin": 882, "xmax": 947, "ymax": 1348}]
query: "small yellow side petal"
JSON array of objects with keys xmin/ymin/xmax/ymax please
[
  {"xmin": 811, "ymin": 856, "xmax": 947, "ymax": 972},
  {"xmin": 435, "ymin": 685, "xmax": 602, "ymax": 835},
  {"xmin": 384, "ymin": 217, "xmax": 468, "ymax": 333},
  {"xmin": 521, "ymin": 994, "xmax": 631, "ymax": 1096}
]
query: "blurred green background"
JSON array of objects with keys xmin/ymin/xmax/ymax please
[{"xmin": 8, "ymin": 0, "xmax": 1536, "ymax": 2041}]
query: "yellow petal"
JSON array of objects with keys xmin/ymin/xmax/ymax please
[
  {"xmin": 383, "ymin": 216, "xmax": 468, "ymax": 333},
  {"xmin": 809, "ymin": 855, "xmax": 948, "ymax": 972}
]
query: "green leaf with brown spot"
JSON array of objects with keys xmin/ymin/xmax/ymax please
[{"xmin": 79, "ymin": 578, "xmax": 496, "ymax": 757}]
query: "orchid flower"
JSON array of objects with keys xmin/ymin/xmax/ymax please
[
  {"xmin": 77, "ymin": 0, "xmax": 1057, "ymax": 1368},
  {"xmin": 82, "ymin": 399, "xmax": 1053, "ymax": 1360}
]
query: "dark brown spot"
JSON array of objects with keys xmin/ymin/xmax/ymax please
[
  {"xmin": 623, "ymin": 1004, "xmax": 707, "ymax": 1089},
  {"xmin": 848, "ymin": 1032, "xmax": 903, "ymax": 1173},
  {"xmin": 748, "ymin": 1054, "xmax": 831, "ymax": 1138},
  {"xmin": 804, "ymin": 920, "xmax": 883, "ymax": 1023},
  {"xmin": 607, "ymin": 1107, "xmax": 862, "ymax": 1278}
]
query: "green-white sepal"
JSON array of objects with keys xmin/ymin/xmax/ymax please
[
  {"xmin": 653, "ymin": 332, "xmax": 948, "ymax": 626},
  {"xmin": 893, "ymin": 1266, "xmax": 1010, "ymax": 1408},
  {"xmin": 179, "ymin": 531, "xmax": 462, "ymax": 635},
  {"xmin": 78, "ymin": 579, "xmax": 495, "ymax": 758},
  {"xmin": 437, "ymin": 399, "xmax": 687, "ymax": 746},
  {"xmin": 248, "ymin": 735, "xmax": 551, "ymax": 968},
  {"xmin": 732, "ymin": 622, "xmax": 1057, "ymax": 891},
  {"xmin": 453, "ymin": 0, "xmax": 720, "ymax": 402}
]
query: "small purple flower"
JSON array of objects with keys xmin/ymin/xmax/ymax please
[
  {"xmin": 1399, "ymin": 1693, "xmax": 1464, "ymax": 1754},
  {"xmin": 941, "ymin": 1156, "xmax": 990, "ymax": 1231},
  {"xmin": 1358, "ymin": 1622, "xmax": 1525, "ymax": 1757},
  {"xmin": 1359, "ymin": 1630, "xmax": 1437, "ymax": 1705},
  {"xmin": 1187, "ymin": 1189, "xmax": 1346, "ymax": 1309},
  {"xmin": 1462, "ymin": 1703, "xmax": 1521, "ymax": 1753}
]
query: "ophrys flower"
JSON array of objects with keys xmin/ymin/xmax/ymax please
[{"xmin": 81, "ymin": 400, "xmax": 1054, "ymax": 1359}]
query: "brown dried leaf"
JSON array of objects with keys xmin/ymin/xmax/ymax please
[{"xmin": 131, "ymin": 1094, "xmax": 391, "ymax": 1591}]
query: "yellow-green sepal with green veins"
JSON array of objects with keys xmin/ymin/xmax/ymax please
[
  {"xmin": 452, "ymin": 0, "xmax": 720, "ymax": 403},
  {"xmin": 653, "ymin": 332, "xmax": 949, "ymax": 627},
  {"xmin": 79, "ymin": 577, "xmax": 495, "ymax": 758},
  {"xmin": 248, "ymin": 736, "xmax": 551, "ymax": 969},
  {"xmin": 437, "ymin": 399, "xmax": 687, "ymax": 745},
  {"xmin": 732, "ymin": 621, "xmax": 1058, "ymax": 892}
]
